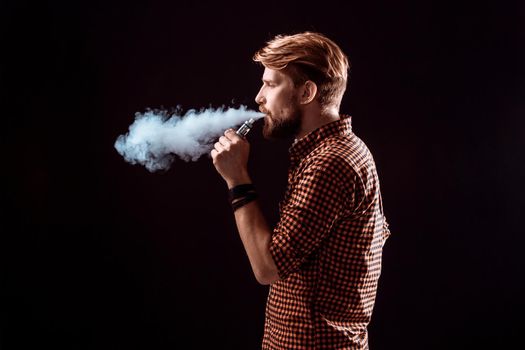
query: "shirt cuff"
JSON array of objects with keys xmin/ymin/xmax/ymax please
[{"xmin": 269, "ymin": 231, "xmax": 302, "ymax": 280}]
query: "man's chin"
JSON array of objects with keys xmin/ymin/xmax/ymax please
[
  {"xmin": 263, "ymin": 124, "xmax": 292, "ymax": 140},
  {"xmin": 262, "ymin": 111, "xmax": 301, "ymax": 140},
  {"xmin": 263, "ymin": 116, "xmax": 273, "ymax": 131},
  {"xmin": 262, "ymin": 122, "xmax": 276, "ymax": 140}
]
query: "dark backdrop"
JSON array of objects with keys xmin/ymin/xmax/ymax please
[{"xmin": 2, "ymin": 1, "xmax": 524, "ymax": 349}]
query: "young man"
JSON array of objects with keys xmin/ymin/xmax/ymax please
[{"xmin": 211, "ymin": 32, "xmax": 390, "ymax": 349}]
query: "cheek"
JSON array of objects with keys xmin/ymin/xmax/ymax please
[{"xmin": 267, "ymin": 90, "xmax": 289, "ymax": 108}]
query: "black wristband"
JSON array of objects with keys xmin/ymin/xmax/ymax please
[
  {"xmin": 228, "ymin": 183, "xmax": 256, "ymax": 202},
  {"xmin": 231, "ymin": 192, "xmax": 258, "ymax": 211}
]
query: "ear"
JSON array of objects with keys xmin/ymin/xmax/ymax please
[{"xmin": 299, "ymin": 81, "xmax": 318, "ymax": 105}]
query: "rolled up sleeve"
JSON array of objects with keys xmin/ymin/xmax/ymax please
[{"xmin": 270, "ymin": 158, "xmax": 352, "ymax": 280}]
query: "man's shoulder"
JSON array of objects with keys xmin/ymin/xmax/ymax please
[{"xmin": 308, "ymin": 133, "xmax": 374, "ymax": 170}]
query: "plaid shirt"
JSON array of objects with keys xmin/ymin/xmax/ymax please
[{"xmin": 262, "ymin": 115, "xmax": 390, "ymax": 349}]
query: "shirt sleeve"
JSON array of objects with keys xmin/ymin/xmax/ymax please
[{"xmin": 270, "ymin": 157, "xmax": 353, "ymax": 280}]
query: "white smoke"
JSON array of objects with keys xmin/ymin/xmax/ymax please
[{"xmin": 114, "ymin": 105, "xmax": 264, "ymax": 172}]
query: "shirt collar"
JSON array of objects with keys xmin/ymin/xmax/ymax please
[{"xmin": 289, "ymin": 114, "xmax": 352, "ymax": 161}]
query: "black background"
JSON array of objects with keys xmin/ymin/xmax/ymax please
[{"xmin": 2, "ymin": 1, "xmax": 524, "ymax": 349}]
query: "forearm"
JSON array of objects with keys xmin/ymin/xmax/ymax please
[
  {"xmin": 233, "ymin": 198, "xmax": 279, "ymax": 285},
  {"xmin": 210, "ymin": 129, "xmax": 279, "ymax": 284}
]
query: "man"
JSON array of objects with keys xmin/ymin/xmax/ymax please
[{"xmin": 211, "ymin": 32, "xmax": 390, "ymax": 349}]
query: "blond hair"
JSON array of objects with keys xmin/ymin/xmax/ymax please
[{"xmin": 253, "ymin": 32, "xmax": 350, "ymax": 112}]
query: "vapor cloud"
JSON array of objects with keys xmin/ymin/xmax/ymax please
[{"xmin": 115, "ymin": 106, "xmax": 264, "ymax": 172}]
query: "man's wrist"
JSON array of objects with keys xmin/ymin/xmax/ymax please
[
  {"xmin": 226, "ymin": 173, "xmax": 252, "ymax": 189},
  {"xmin": 228, "ymin": 183, "xmax": 258, "ymax": 212}
]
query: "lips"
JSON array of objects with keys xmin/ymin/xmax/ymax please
[{"xmin": 259, "ymin": 106, "xmax": 270, "ymax": 116}]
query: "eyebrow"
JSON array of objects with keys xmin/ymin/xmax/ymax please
[{"xmin": 262, "ymin": 78, "xmax": 276, "ymax": 84}]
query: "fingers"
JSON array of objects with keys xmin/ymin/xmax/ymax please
[
  {"xmin": 214, "ymin": 141, "xmax": 225, "ymax": 152},
  {"xmin": 225, "ymin": 128, "xmax": 243, "ymax": 142},
  {"xmin": 218, "ymin": 136, "xmax": 231, "ymax": 150},
  {"xmin": 213, "ymin": 129, "xmax": 246, "ymax": 158}
]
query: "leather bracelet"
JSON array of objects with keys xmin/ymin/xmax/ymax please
[
  {"xmin": 231, "ymin": 192, "xmax": 258, "ymax": 211},
  {"xmin": 229, "ymin": 183, "xmax": 256, "ymax": 202}
]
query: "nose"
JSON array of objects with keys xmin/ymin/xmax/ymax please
[{"xmin": 255, "ymin": 85, "xmax": 265, "ymax": 105}]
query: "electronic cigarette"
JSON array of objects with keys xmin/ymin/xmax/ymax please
[{"xmin": 236, "ymin": 118, "xmax": 255, "ymax": 137}]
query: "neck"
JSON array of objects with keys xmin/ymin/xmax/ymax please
[{"xmin": 296, "ymin": 106, "xmax": 340, "ymax": 139}]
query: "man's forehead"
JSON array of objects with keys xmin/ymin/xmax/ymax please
[{"xmin": 262, "ymin": 68, "xmax": 284, "ymax": 81}]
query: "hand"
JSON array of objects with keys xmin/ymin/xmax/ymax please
[{"xmin": 211, "ymin": 129, "xmax": 252, "ymax": 188}]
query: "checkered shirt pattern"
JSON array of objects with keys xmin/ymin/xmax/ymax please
[{"xmin": 262, "ymin": 115, "xmax": 390, "ymax": 349}]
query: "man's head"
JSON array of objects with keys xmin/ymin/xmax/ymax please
[{"xmin": 253, "ymin": 32, "xmax": 350, "ymax": 139}]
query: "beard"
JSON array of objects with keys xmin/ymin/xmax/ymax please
[{"xmin": 261, "ymin": 99, "xmax": 302, "ymax": 140}]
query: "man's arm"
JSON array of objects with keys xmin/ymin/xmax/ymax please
[
  {"xmin": 232, "ymin": 196, "xmax": 280, "ymax": 285},
  {"xmin": 211, "ymin": 129, "xmax": 279, "ymax": 285}
]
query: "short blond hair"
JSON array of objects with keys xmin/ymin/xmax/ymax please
[{"xmin": 253, "ymin": 32, "xmax": 350, "ymax": 112}]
